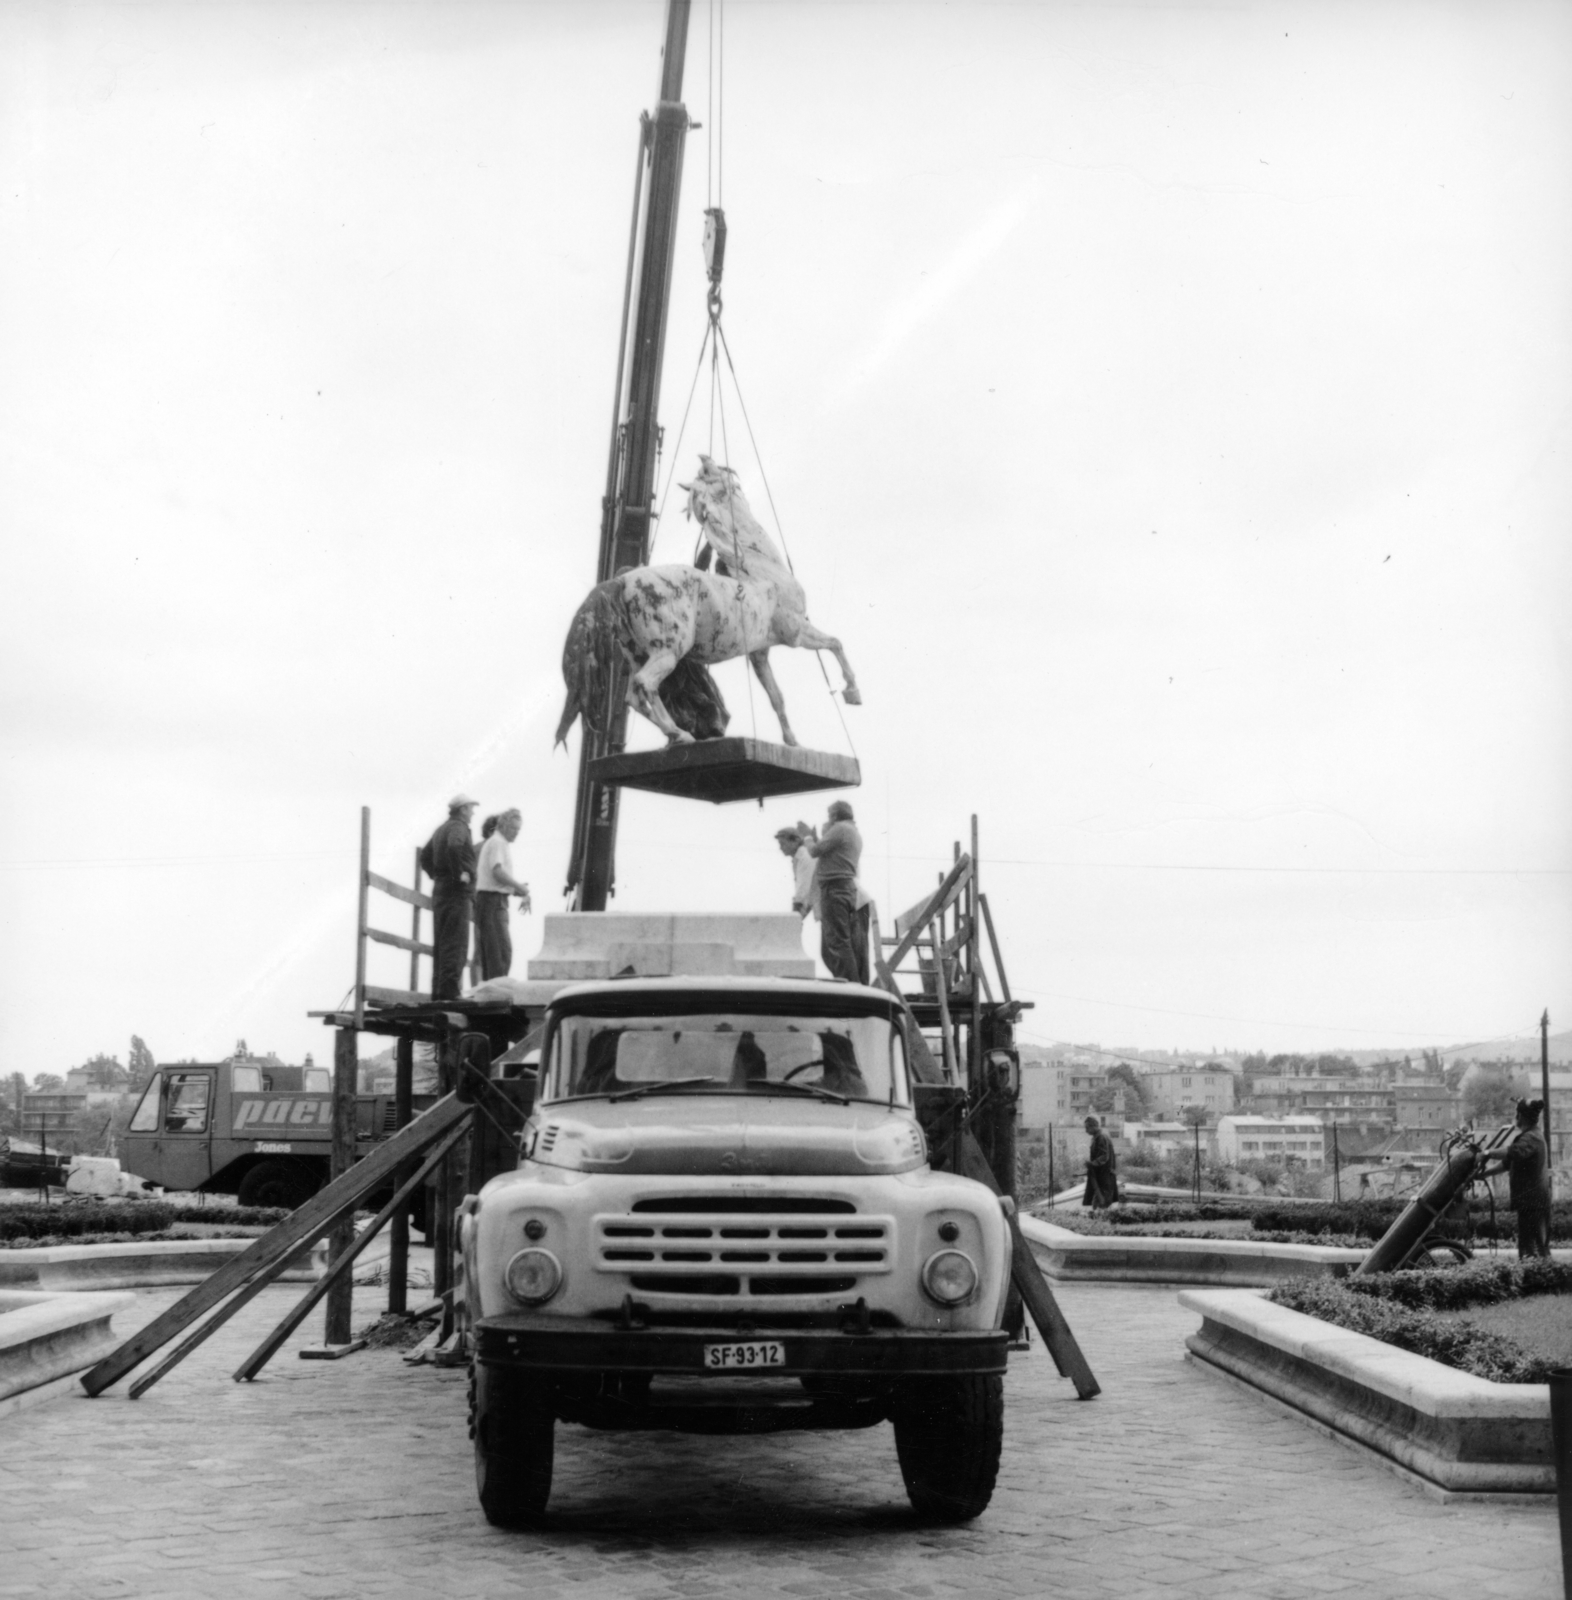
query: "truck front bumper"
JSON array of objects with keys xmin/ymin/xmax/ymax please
[{"xmin": 474, "ymin": 1311, "xmax": 1008, "ymax": 1378}]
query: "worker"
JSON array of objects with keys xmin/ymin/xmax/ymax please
[
  {"xmin": 1479, "ymin": 1098, "xmax": 1552, "ymax": 1259},
  {"xmin": 1082, "ymin": 1116, "xmax": 1119, "ymax": 1210},
  {"xmin": 807, "ymin": 799, "xmax": 864, "ymax": 982},
  {"xmin": 421, "ymin": 794, "xmax": 479, "ymax": 1001},
  {"xmin": 475, "ymin": 807, "xmax": 531, "ymax": 980},
  {"xmin": 776, "ymin": 822, "xmax": 819, "ymax": 919}
]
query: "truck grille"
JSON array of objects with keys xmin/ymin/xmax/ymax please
[{"xmin": 594, "ymin": 1204, "xmax": 892, "ymax": 1294}]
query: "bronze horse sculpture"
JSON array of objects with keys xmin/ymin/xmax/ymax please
[{"xmin": 555, "ymin": 456, "xmax": 861, "ymax": 748}]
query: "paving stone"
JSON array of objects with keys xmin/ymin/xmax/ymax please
[{"xmin": 0, "ymin": 1281, "xmax": 1562, "ymax": 1598}]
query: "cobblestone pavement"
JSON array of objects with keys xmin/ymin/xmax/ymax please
[{"xmin": 0, "ymin": 1282, "xmax": 1560, "ymax": 1600}]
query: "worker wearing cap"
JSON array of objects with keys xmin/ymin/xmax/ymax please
[
  {"xmin": 421, "ymin": 794, "xmax": 479, "ymax": 1001},
  {"xmin": 807, "ymin": 800, "xmax": 865, "ymax": 982},
  {"xmin": 475, "ymin": 808, "xmax": 531, "ymax": 980}
]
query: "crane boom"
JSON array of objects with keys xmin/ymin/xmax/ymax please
[{"xmin": 566, "ymin": 0, "xmax": 693, "ymax": 910}]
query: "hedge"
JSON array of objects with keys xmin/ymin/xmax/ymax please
[
  {"xmin": 1250, "ymin": 1199, "xmax": 1572, "ymax": 1243},
  {"xmin": 1271, "ymin": 1259, "xmax": 1572, "ymax": 1384},
  {"xmin": 0, "ymin": 1201, "xmax": 289, "ymax": 1242}
]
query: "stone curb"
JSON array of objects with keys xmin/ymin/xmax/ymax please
[
  {"xmin": 1179, "ymin": 1286, "xmax": 1553, "ymax": 1494},
  {"xmin": 0, "ymin": 1288, "xmax": 136, "ymax": 1403},
  {"xmin": 0, "ymin": 1237, "xmax": 322, "ymax": 1292},
  {"xmin": 1020, "ymin": 1214, "xmax": 1365, "ymax": 1285}
]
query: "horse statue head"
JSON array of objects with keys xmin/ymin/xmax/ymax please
[{"xmin": 683, "ymin": 455, "xmax": 790, "ymax": 580}]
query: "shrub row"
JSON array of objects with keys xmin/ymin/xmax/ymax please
[
  {"xmin": 1250, "ymin": 1199, "xmax": 1572, "ymax": 1242},
  {"xmin": 0, "ymin": 1201, "xmax": 289, "ymax": 1241},
  {"xmin": 1270, "ymin": 1274, "xmax": 1556, "ymax": 1385}
]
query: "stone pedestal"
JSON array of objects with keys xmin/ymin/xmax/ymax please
[{"xmin": 526, "ymin": 913, "xmax": 814, "ymax": 983}]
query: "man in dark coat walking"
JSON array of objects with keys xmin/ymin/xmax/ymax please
[
  {"xmin": 421, "ymin": 794, "xmax": 479, "ymax": 1001},
  {"xmin": 1082, "ymin": 1116, "xmax": 1119, "ymax": 1210}
]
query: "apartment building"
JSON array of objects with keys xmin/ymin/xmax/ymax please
[{"xmin": 1215, "ymin": 1114, "xmax": 1326, "ymax": 1167}]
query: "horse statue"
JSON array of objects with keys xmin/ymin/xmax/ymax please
[{"xmin": 554, "ymin": 456, "xmax": 861, "ymax": 749}]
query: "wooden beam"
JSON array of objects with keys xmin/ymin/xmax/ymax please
[
  {"xmin": 388, "ymin": 1036, "xmax": 413, "ymax": 1317},
  {"xmin": 366, "ymin": 870, "xmax": 434, "ymax": 913},
  {"xmin": 124, "ymin": 1246, "xmax": 311, "ymax": 1400},
  {"xmin": 886, "ymin": 856, "xmax": 972, "ymax": 971},
  {"xmin": 233, "ymin": 1120, "xmax": 470, "ymax": 1382},
  {"xmin": 365, "ymin": 927, "xmax": 435, "ymax": 958},
  {"xmin": 354, "ymin": 807, "xmax": 371, "ymax": 1030},
  {"xmin": 362, "ymin": 984, "xmax": 430, "ymax": 1007},
  {"xmin": 868, "ymin": 905, "xmax": 946, "ymax": 1085},
  {"xmin": 325, "ymin": 1027, "xmax": 357, "ymax": 1345},
  {"xmin": 80, "ymin": 1094, "xmax": 469, "ymax": 1396},
  {"xmin": 956, "ymin": 1132, "xmax": 1100, "ymax": 1400},
  {"xmin": 979, "ymin": 892, "xmax": 1011, "ymax": 1004}
]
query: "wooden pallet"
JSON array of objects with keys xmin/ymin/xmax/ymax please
[{"xmin": 588, "ymin": 737, "xmax": 859, "ymax": 804}]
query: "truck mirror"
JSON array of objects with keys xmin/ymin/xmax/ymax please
[{"xmin": 454, "ymin": 1032, "xmax": 493, "ymax": 1105}]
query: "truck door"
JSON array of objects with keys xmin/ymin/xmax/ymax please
[{"xmin": 148, "ymin": 1070, "xmax": 217, "ymax": 1191}]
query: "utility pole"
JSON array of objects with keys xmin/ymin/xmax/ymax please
[
  {"xmin": 567, "ymin": 0, "xmax": 693, "ymax": 910},
  {"xmin": 1192, "ymin": 1120, "xmax": 1202, "ymax": 1203},
  {"xmin": 1331, "ymin": 1121, "xmax": 1341, "ymax": 1204},
  {"xmin": 1542, "ymin": 1009, "xmax": 1553, "ymax": 1199}
]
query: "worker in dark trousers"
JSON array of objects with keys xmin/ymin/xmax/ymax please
[
  {"xmin": 421, "ymin": 794, "xmax": 479, "ymax": 1001},
  {"xmin": 1480, "ymin": 1098, "xmax": 1552, "ymax": 1259},
  {"xmin": 807, "ymin": 799, "xmax": 864, "ymax": 981}
]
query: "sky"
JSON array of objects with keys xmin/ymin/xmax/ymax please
[{"xmin": 2, "ymin": 0, "xmax": 1569, "ymax": 1075}]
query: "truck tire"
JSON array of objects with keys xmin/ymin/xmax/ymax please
[
  {"xmin": 470, "ymin": 1362, "xmax": 554, "ymax": 1528},
  {"xmin": 237, "ymin": 1161, "xmax": 319, "ymax": 1211},
  {"xmin": 892, "ymin": 1373, "xmax": 1003, "ymax": 1523}
]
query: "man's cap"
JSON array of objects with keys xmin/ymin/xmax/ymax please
[
  {"xmin": 774, "ymin": 827, "xmax": 799, "ymax": 841},
  {"xmin": 448, "ymin": 793, "xmax": 480, "ymax": 810},
  {"xmin": 828, "ymin": 800, "xmax": 855, "ymax": 821}
]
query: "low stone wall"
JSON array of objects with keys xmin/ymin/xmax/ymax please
[
  {"xmin": 0, "ymin": 1237, "xmax": 321, "ymax": 1292},
  {"xmin": 0, "ymin": 1288, "xmax": 134, "ymax": 1404},
  {"xmin": 1020, "ymin": 1215, "xmax": 1363, "ymax": 1286},
  {"xmin": 1181, "ymin": 1288, "xmax": 1553, "ymax": 1495}
]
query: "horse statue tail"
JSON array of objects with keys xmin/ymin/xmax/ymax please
[{"xmin": 555, "ymin": 581, "xmax": 627, "ymax": 747}]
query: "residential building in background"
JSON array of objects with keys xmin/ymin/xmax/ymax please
[
  {"xmin": 1215, "ymin": 1114, "xmax": 1326, "ymax": 1167},
  {"xmin": 1137, "ymin": 1068, "xmax": 1235, "ymax": 1120}
]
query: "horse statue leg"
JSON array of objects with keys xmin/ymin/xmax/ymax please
[
  {"xmin": 790, "ymin": 620, "xmax": 863, "ymax": 706},
  {"xmin": 628, "ymin": 649, "xmax": 695, "ymax": 745},
  {"xmin": 748, "ymin": 650, "xmax": 798, "ymax": 747}
]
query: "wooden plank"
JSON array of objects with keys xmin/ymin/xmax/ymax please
[
  {"xmin": 366, "ymin": 871, "xmax": 434, "ymax": 912},
  {"xmin": 938, "ymin": 916, "xmax": 973, "ymax": 963},
  {"xmin": 80, "ymin": 1093, "xmax": 470, "ymax": 1396},
  {"xmin": 354, "ymin": 807, "xmax": 371, "ymax": 1030},
  {"xmin": 366, "ymin": 927, "xmax": 435, "ymax": 958},
  {"xmin": 978, "ymin": 892, "xmax": 1011, "ymax": 1005},
  {"xmin": 325, "ymin": 1027, "xmax": 357, "ymax": 1345},
  {"xmin": 868, "ymin": 906, "xmax": 947, "ymax": 1086},
  {"xmin": 885, "ymin": 856, "xmax": 972, "ymax": 971},
  {"xmin": 388, "ymin": 1036, "xmax": 413, "ymax": 1317},
  {"xmin": 125, "ymin": 1251, "xmax": 303, "ymax": 1400},
  {"xmin": 957, "ymin": 1132, "xmax": 1100, "ymax": 1400},
  {"xmin": 362, "ymin": 984, "xmax": 431, "ymax": 1007},
  {"xmin": 233, "ymin": 1119, "xmax": 470, "ymax": 1382}
]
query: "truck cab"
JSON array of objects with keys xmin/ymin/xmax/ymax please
[
  {"xmin": 461, "ymin": 974, "xmax": 1012, "ymax": 1527},
  {"xmin": 121, "ymin": 1059, "xmax": 402, "ymax": 1208}
]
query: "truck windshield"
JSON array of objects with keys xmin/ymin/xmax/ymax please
[{"xmin": 546, "ymin": 1011, "xmax": 907, "ymax": 1107}]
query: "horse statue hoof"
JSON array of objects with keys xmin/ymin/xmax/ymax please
[
  {"xmin": 667, "ymin": 731, "xmax": 696, "ymax": 746},
  {"xmin": 842, "ymin": 687, "xmax": 863, "ymax": 706}
]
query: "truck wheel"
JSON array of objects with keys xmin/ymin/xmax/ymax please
[
  {"xmin": 471, "ymin": 1362, "xmax": 554, "ymax": 1528},
  {"xmin": 237, "ymin": 1161, "xmax": 318, "ymax": 1211},
  {"xmin": 892, "ymin": 1374, "xmax": 1003, "ymax": 1523}
]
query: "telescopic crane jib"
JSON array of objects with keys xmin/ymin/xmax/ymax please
[{"xmin": 567, "ymin": 0, "xmax": 694, "ymax": 912}]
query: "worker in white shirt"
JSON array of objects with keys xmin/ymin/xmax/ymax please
[{"xmin": 474, "ymin": 808, "xmax": 531, "ymax": 980}]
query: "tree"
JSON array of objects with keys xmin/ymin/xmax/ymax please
[
  {"xmin": 30, "ymin": 1072, "xmax": 65, "ymax": 1094},
  {"xmin": 1089, "ymin": 1085, "xmax": 1118, "ymax": 1115},
  {"xmin": 1179, "ymin": 1103, "xmax": 1209, "ymax": 1128},
  {"xmin": 1105, "ymin": 1064, "xmax": 1149, "ymax": 1117},
  {"xmin": 128, "ymin": 1036, "xmax": 156, "ymax": 1091},
  {"xmin": 1462, "ymin": 1066, "xmax": 1520, "ymax": 1127},
  {"xmin": 77, "ymin": 1053, "xmax": 129, "ymax": 1090}
]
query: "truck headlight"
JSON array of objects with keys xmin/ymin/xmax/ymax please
[
  {"xmin": 504, "ymin": 1247, "xmax": 562, "ymax": 1306},
  {"xmin": 921, "ymin": 1248, "xmax": 979, "ymax": 1307}
]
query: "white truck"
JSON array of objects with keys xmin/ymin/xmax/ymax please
[{"xmin": 460, "ymin": 974, "xmax": 1013, "ymax": 1526}]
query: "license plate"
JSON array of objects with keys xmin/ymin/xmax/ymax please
[{"xmin": 703, "ymin": 1340, "xmax": 786, "ymax": 1370}]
